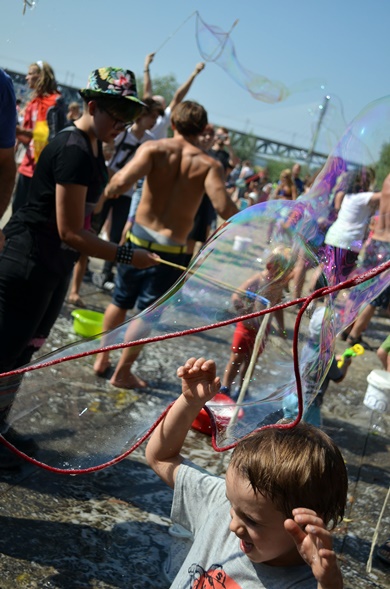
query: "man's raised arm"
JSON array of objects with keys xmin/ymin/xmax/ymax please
[
  {"xmin": 142, "ymin": 52, "xmax": 155, "ymax": 99},
  {"xmin": 105, "ymin": 142, "xmax": 154, "ymax": 198},
  {"xmin": 169, "ymin": 62, "xmax": 205, "ymax": 110},
  {"xmin": 205, "ymin": 160, "xmax": 238, "ymax": 220}
]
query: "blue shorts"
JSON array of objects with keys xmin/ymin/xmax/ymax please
[{"xmin": 112, "ymin": 247, "xmax": 188, "ymax": 311}]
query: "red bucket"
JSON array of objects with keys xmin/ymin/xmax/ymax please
[{"xmin": 192, "ymin": 393, "xmax": 244, "ymax": 436}]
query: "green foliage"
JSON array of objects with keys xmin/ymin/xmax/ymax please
[
  {"xmin": 264, "ymin": 159, "xmax": 295, "ymax": 182},
  {"xmin": 136, "ymin": 74, "xmax": 178, "ymax": 105},
  {"xmin": 230, "ymin": 132, "xmax": 258, "ymax": 163},
  {"xmin": 375, "ymin": 141, "xmax": 390, "ymax": 188}
]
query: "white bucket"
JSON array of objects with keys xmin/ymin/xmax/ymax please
[
  {"xmin": 233, "ymin": 236, "xmax": 252, "ymax": 252},
  {"xmin": 163, "ymin": 523, "xmax": 194, "ymax": 583},
  {"xmin": 363, "ymin": 369, "xmax": 390, "ymax": 413}
]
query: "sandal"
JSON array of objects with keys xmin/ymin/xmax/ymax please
[
  {"xmin": 377, "ymin": 539, "xmax": 390, "ymax": 565},
  {"xmin": 345, "ymin": 335, "xmax": 362, "ymax": 347}
]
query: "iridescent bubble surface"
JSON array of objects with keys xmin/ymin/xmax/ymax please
[
  {"xmin": 195, "ymin": 12, "xmax": 315, "ymax": 104},
  {"xmin": 0, "ymin": 95, "xmax": 389, "ymax": 472}
]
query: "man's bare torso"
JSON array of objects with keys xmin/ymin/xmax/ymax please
[{"xmin": 135, "ymin": 136, "xmax": 220, "ymax": 244}]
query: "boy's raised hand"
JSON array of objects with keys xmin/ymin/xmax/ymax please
[
  {"xmin": 284, "ymin": 508, "xmax": 343, "ymax": 589},
  {"xmin": 177, "ymin": 357, "xmax": 221, "ymax": 405}
]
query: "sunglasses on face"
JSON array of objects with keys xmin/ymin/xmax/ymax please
[{"xmin": 99, "ymin": 106, "xmax": 130, "ymax": 131}]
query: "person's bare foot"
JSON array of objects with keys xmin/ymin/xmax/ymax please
[
  {"xmin": 93, "ymin": 358, "xmax": 111, "ymax": 377},
  {"xmin": 110, "ymin": 371, "xmax": 148, "ymax": 389},
  {"xmin": 67, "ymin": 293, "xmax": 85, "ymax": 307}
]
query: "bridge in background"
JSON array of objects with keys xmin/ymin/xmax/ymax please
[{"xmin": 227, "ymin": 128, "xmax": 330, "ymax": 168}]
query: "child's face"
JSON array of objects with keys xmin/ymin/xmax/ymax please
[{"xmin": 225, "ymin": 466, "xmax": 301, "ymax": 566}]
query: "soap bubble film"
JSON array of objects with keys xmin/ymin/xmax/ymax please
[{"xmin": 0, "ymin": 95, "xmax": 389, "ymax": 472}]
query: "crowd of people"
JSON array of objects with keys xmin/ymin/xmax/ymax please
[{"xmin": 0, "ymin": 54, "xmax": 389, "ymax": 584}]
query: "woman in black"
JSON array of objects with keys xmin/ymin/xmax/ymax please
[{"xmin": 0, "ymin": 68, "xmax": 157, "ymax": 464}]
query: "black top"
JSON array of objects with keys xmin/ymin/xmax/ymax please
[
  {"xmin": 209, "ymin": 148, "xmax": 230, "ymax": 171},
  {"xmin": 5, "ymin": 127, "xmax": 108, "ymax": 273}
]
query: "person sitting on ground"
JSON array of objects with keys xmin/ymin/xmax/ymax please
[
  {"xmin": 93, "ymin": 101, "xmax": 238, "ymax": 389},
  {"xmin": 143, "ymin": 52, "xmax": 205, "ymax": 139},
  {"xmin": 220, "ymin": 246, "xmax": 293, "ymax": 397},
  {"xmin": 145, "ymin": 356, "xmax": 347, "ymax": 588}
]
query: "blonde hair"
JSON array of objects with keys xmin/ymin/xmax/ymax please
[{"xmin": 31, "ymin": 61, "xmax": 58, "ymax": 97}]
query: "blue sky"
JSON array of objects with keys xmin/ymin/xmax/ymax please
[{"xmin": 1, "ymin": 0, "xmax": 389, "ymax": 154}]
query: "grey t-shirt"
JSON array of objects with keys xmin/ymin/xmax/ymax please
[{"xmin": 170, "ymin": 462, "xmax": 316, "ymax": 588}]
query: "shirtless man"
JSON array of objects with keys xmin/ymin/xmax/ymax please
[{"xmin": 93, "ymin": 101, "xmax": 238, "ymax": 388}]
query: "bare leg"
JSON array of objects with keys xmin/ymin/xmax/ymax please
[
  {"xmin": 377, "ymin": 347, "xmax": 390, "ymax": 371},
  {"xmin": 93, "ymin": 303, "xmax": 127, "ymax": 375},
  {"xmin": 67, "ymin": 255, "xmax": 88, "ymax": 306},
  {"xmin": 109, "ymin": 316, "xmax": 151, "ymax": 389},
  {"xmin": 347, "ymin": 303, "xmax": 376, "ymax": 342},
  {"xmin": 291, "ymin": 256, "xmax": 307, "ymax": 300},
  {"xmin": 222, "ymin": 352, "xmax": 247, "ymax": 390}
]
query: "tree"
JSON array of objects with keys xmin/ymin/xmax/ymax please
[
  {"xmin": 230, "ymin": 131, "xmax": 258, "ymax": 163},
  {"xmin": 136, "ymin": 74, "xmax": 178, "ymax": 106},
  {"xmin": 375, "ymin": 141, "xmax": 390, "ymax": 188}
]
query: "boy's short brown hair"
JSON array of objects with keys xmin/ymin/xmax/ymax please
[
  {"xmin": 171, "ymin": 101, "xmax": 208, "ymax": 137},
  {"xmin": 230, "ymin": 422, "xmax": 347, "ymax": 528}
]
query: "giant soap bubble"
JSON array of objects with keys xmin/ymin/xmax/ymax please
[
  {"xmin": 0, "ymin": 95, "xmax": 389, "ymax": 473},
  {"xmin": 195, "ymin": 12, "xmax": 319, "ymax": 104}
]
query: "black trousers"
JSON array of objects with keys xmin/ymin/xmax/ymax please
[{"xmin": 0, "ymin": 229, "xmax": 71, "ymax": 374}]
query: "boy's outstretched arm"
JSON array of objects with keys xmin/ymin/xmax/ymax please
[
  {"xmin": 284, "ymin": 508, "xmax": 343, "ymax": 589},
  {"xmin": 145, "ymin": 357, "xmax": 220, "ymax": 489}
]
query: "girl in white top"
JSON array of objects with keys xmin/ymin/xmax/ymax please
[{"xmin": 324, "ymin": 169, "xmax": 381, "ymax": 281}]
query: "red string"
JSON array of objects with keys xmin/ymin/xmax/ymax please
[{"xmin": 0, "ymin": 260, "xmax": 388, "ymax": 474}]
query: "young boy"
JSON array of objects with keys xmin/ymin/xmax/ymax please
[
  {"xmin": 220, "ymin": 246, "xmax": 292, "ymax": 395},
  {"xmin": 146, "ymin": 357, "xmax": 347, "ymax": 589}
]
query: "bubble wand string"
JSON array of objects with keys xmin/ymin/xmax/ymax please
[
  {"xmin": 153, "ymin": 11, "xmax": 197, "ymax": 55},
  {"xmin": 156, "ymin": 256, "xmax": 269, "ymax": 304}
]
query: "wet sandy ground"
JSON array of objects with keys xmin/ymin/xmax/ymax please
[{"xmin": 0, "ymin": 273, "xmax": 389, "ymax": 589}]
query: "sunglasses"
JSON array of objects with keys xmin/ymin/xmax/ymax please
[{"xmin": 99, "ymin": 106, "xmax": 130, "ymax": 131}]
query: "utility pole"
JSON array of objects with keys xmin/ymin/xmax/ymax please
[{"xmin": 306, "ymin": 95, "xmax": 330, "ymax": 169}]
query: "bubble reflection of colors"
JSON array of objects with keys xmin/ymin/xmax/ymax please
[{"xmin": 0, "ymin": 95, "xmax": 389, "ymax": 473}]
